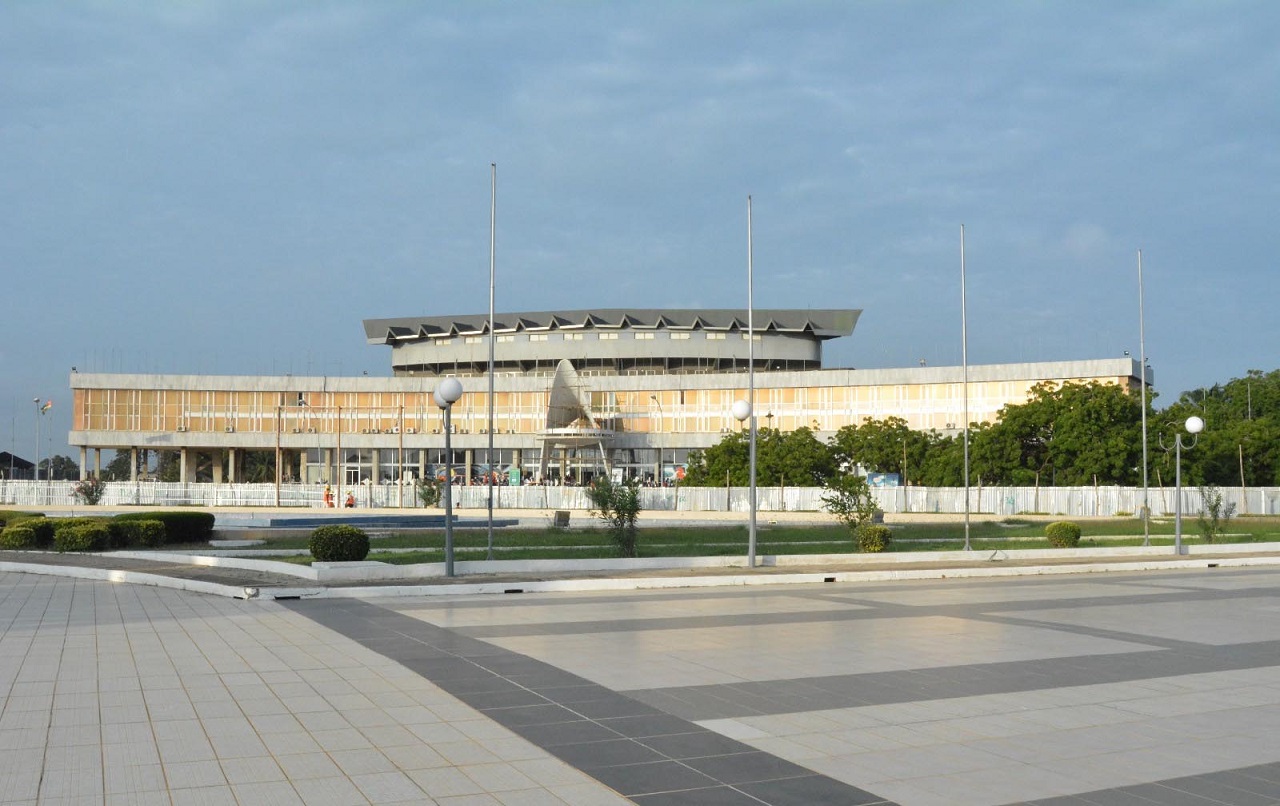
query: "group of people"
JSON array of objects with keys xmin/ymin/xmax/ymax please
[{"xmin": 322, "ymin": 484, "xmax": 356, "ymax": 508}]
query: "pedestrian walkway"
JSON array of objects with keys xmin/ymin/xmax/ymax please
[{"xmin": 2, "ymin": 562, "xmax": 1280, "ymax": 804}]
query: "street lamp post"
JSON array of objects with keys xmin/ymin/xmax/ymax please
[
  {"xmin": 1159, "ymin": 415, "xmax": 1204, "ymax": 555},
  {"xmin": 434, "ymin": 378, "xmax": 464, "ymax": 577},
  {"xmin": 1138, "ymin": 250, "xmax": 1151, "ymax": 546},
  {"xmin": 960, "ymin": 225, "xmax": 972, "ymax": 552},
  {"xmin": 650, "ymin": 394, "xmax": 663, "ymax": 484},
  {"xmin": 732, "ymin": 399, "xmax": 756, "ymax": 567}
]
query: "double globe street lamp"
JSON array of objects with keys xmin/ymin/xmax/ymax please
[
  {"xmin": 1159, "ymin": 415, "xmax": 1204, "ymax": 556},
  {"xmin": 434, "ymin": 377, "xmax": 464, "ymax": 577}
]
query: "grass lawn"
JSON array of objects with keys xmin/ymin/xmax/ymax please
[{"xmin": 245, "ymin": 516, "xmax": 1280, "ymax": 565}]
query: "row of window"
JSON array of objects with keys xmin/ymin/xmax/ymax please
[{"xmin": 441, "ymin": 332, "xmax": 763, "ymax": 345}]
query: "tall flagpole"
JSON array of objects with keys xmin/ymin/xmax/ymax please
[
  {"xmin": 486, "ymin": 163, "xmax": 497, "ymax": 560},
  {"xmin": 33, "ymin": 398, "xmax": 41, "ymax": 482},
  {"xmin": 747, "ymin": 196, "xmax": 757, "ymax": 567},
  {"xmin": 1138, "ymin": 249, "xmax": 1150, "ymax": 546},
  {"xmin": 961, "ymin": 225, "xmax": 971, "ymax": 551}
]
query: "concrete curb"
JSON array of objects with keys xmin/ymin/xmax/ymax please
[
  {"xmin": 8, "ymin": 553, "xmax": 1280, "ymax": 602},
  {"xmin": 0, "ymin": 560, "xmax": 254, "ymax": 599},
  {"xmin": 282, "ymin": 554, "xmax": 1280, "ymax": 599}
]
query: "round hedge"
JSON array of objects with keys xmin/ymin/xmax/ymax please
[
  {"xmin": 1045, "ymin": 520, "xmax": 1082, "ymax": 548},
  {"xmin": 309, "ymin": 525, "xmax": 371, "ymax": 562},
  {"xmin": 110, "ymin": 519, "xmax": 167, "ymax": 549},
  {"xmin": 0, "ymin": 524, "xmax": 41, "ymax": 549},
  {"xmin": 113, "ymin": 511, "xmax": 214, "ymax": 544},
  {"xmin": 55, "ymin": 521, "xmax": 112, "ymax": 553},
  {"xmin": 856, "ymin": 524, "xmax": 893, "ymax": 553}
]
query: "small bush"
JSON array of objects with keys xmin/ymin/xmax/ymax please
[
  {"xmin": 1045, "ymin": 521, "xmax": 1082, "ymax": 548},
  {"xmin": 113, "ymin": 511, "xmax": 215, "ymax": 544},
  {"xmin": 13, "ymin": 517, "xmax": 57, "ymax": 549},
  {"xmin": 309, "ymin": 525, "xmax": 370, "ymax": 562},
  {"xmin": 0, "ymin": 524, "xmax": 41, "ymax": 549},
  {"xmin": 73, "ymin": 477, "xmax": 107, "ymax": 505},
  {"xmin": 856, "ymin": 524, "xmax": 892, "ymax": 553},
  {"xmin": 415, "ymin": 478, "xmax": 441, "ymax": 508},
  {"xmin": 55, "ymin": 521, "xmax": 112, "ymax": 552},
  {"xmin": 1196, "ymin": 485, "xmax": 1236, "ymax": 544},
  {"xmin": 110, "ymin": 519, "xmax": 166, "ymax": 549}
]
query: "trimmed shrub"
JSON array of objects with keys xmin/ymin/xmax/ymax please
[
  {"xmin": 110, "ymin": 519, "xmax": 167, "ymax": 549},
  {"xmin": 0, "ymin": 524, "xmax": 41, "ymax": 549},
  {"xmin": 13, "ymin": 517, "xmax": 57, "ymax": 549},
  {"xmin": 309, "ymin": 525, "xmax": 370, "ymax": 562},
  {"xmin": 856, "ymin": 524, "xmax": 893, "ymax": 553},
  {"xmin": 113, "ymin": 511, "xmax": 215, "ymax": 544},
  {"xmin": 55, "ymin": 521, "xmax": 112, "ymax": 552},
  {"xmin": 0, "ymin": 511, "xmax": 44, "ymax": 530},
  {"xmin": 1045, "ymin": 520, "xmax": 1082, "ymax": 548}
]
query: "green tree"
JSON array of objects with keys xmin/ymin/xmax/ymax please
[
  {"xmin": 830, "ymin": 417, "xmax": 931, "ymax": 482},
  {"xmin": 41, "ymin": 455, "xmax": 80, "ymax": 481},
  {"xmin": 821, "ymin": 473, "xmax": 881, "ymax": 547},
  {"xmin": 102, "ymin": 450, "xmax": 134, "ymax": 481},
  {"xmin": 682, "ymin": 426, "xmax": 835, "ymax": 487},
  {"xmin": 757, "ymin": 426, "xmax": 836, "ymax": 486}
]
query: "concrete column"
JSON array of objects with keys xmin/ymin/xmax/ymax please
[
  {"xmin": 179, "ymin": 448, "xmax": 189, "ymax": 483},
  {"xmin": 296, "ymin": 451, "xmax": 304, "ymax": 483},
  {"xmin": 79, "ymin": 447, "xmax": 88, "ymax": 480},
  {"xmin": 323, "ymin": 448, "xmax": 333, "ymax": 484},
  {"xmin": 513, "ymin": 449, "xmax": 523, "ymax": 484},
  {"xmin": 130, "ymin": 448, "xmax": 139, "ymax": 481},
  {"xmin": 227, "ymin": 448, "xmax": 238, "ymax": 483},
  {"xmin": 371, "ymin": 449, "xmax": 381, "ymax": 484},
  {"xmin": 464, "ymin": 449, "xmax": 473, "ymax": 486},
  {"xmin": 418, "ymin": 450, "xmax": 426, "ymax": 483},
  {"xmin": 94, "ymin": 449, "xmax": 101, "ymax": 479},
  {"xmin": 212, "ymin": 451, "xmax": 224, "ymax": 484}
]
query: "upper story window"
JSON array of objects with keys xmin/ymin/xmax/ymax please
[
  {"xmin": 465, "ymin": 336, "xmax": 483, "ymax": 344},
  {"xmin": 635, "ymin": 332, "xmax": 655, "ymax": 340},
  {"xmin": 435, "ymin": 338, "xmax": 452, "ymax": 346},
  {"xmin": 497, "ymin": 335, "xmax": 514, "ymax": 343},
  {"xmin": 599, "ymin": 332, "xmax": 619, "ymax": 340},
  {"xmin": 671, "ymin": 332, "xmax": 691, "ymax": 340},
  {"xmin": 707, "ymin": 332, "xmax": 726, "ymax": 340},
  {"xmin": 564, "ymin": 333, "xmax": 584, "ymax": 341},
  {"xmin": 529, "ymin": 334, "xmax": 549, "ymax": 342}
]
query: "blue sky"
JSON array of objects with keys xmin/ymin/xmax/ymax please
[{"xmin": 3, "ymin": 2, "xmax": 1278, "ymax": 460}]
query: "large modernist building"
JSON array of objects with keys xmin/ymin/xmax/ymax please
[{"xmin": 69, "ymin": 308, "xmax": 1141, "ymax": 485}]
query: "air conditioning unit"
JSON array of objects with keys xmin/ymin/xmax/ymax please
[
  {"xmin": 176, "ymin": 426, "xmax": 188, "ymax": 432},
  {"xmin": 225, "ymin": 426, "xmax": 235, "ymax": 433},
  {"xmin": 480, "ymin": 428, "xmax": 488, "ymax": 434},
  {"xmin": 432, "ymin": 428, "xmax": 440, "ymax": 434},
  {"xmin": 291, "ymin": 428, "xmax": 302, "ymax": 434},
  {"xmin": 361, "ymin": 428, "xmax": 372, "ymax": 434},
  {"xmin": 389, "ymin": 427, "xmax": 400, "ymax": 434},
  {"xmin": 405, "ymin": 427, "xmax": 417, "ymax": 435},
  {"xmin": 306, "ymin": 427, "xmax": 317, "ymax": 434}
]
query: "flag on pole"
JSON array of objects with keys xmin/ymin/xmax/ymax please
[{"xmin": 40, "ymin": 400, "xmax": 52, "ymax": 414}]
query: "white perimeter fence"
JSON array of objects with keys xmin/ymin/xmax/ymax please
[{"xmin": 3, "ymin": 480, "xmax": 1280, "ymax": 517}]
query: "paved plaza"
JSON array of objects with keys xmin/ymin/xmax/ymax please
[{"xmin": 3, "ymin": 567, "xmax": 1280, "ymax": 805}]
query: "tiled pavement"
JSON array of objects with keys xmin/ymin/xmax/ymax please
[{"xmin": 4, "ymin": 567, "xmax": 1280, "ymax": 804}]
